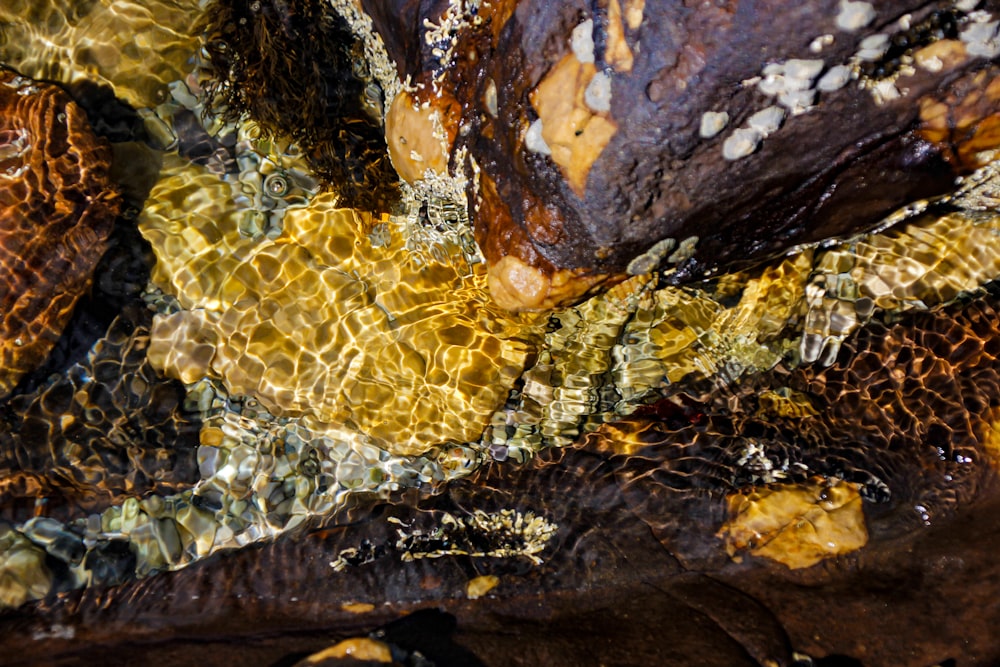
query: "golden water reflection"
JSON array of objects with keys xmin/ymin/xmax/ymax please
[{"xmin": 140, "ymin": 152, "xmax": 538, "ymax": 457}]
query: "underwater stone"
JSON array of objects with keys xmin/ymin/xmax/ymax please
[
  {"xmin": 0, "ymin": 68, "xmax": 121, "ymax": 396},
  {"xmin": 718, "ymin": 478, "xmax": 869, "ymax": 569},
  {"xmin": 0, "ymin": 307, "xmax": 201, "ymax": 524},
  {"xmin": 355, "ymin": 0, "xmax": 997, "ymax": 310},
  {"xmin": 140, "ymin": 154, "xmax": 536, "ymax": 456}
]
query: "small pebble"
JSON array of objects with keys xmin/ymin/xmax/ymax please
[
  {"xmin": 467, "ymin": 574, "xmax": 500, "ymax": 599},
  {"xmin": 747, "ymin": 106, "xmax": 785, "ymax": 136},
  {"xmin": 836, "ymin": 0, "xmax": 876, "ymax": 32},
  {"xmin": 571, "ymin": 19, "xmax": 595, "ymax": 63},
  {"xmin": 525, "ymin": 119, "xmax": 551, "ymax": 155},
  {"xmin": 723, "ymin": 128, "xmax": 761, "ymax": 160},
  {"xmin": 784, "ymin": 58, "xmax": 825, "ymax": 81},
  {"xmin": 584, "ymin": 71, "xmax": 612, "ymax": 113},
  {"xmin": 778, "ymin": 89, "xmax": 816, "ymax": 115},
  {"xmin": 699, "ymin": 110, "xmax": 729, "ymax": 139},
  {"xmin": 817, "ymin": 65, "xmax": 853, "ymax": 91}
]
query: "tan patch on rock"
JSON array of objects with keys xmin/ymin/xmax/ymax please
[
  {"xmin": 466, "ymin": 573, "xmax": 500, "ymax": 599},
  {"xmin": 339, "ymin": 601, "xmax": 376, "ymax": 614},
  {"xmin": 530, "ymin": 54, "xmax": 618, "ymax": 196},
  {"xmin": 912, "ymin": 39, "xmax": 968, "ymax": 73},
  {"xmin": 605, "ymin": 0, "xmax": 634, "ymax": 72},
  {"xmin": 385, "ymin": 90, "xmax": 456, "ymax": 184},
  {"xmin": 522, "ymin": 199, "xmax": 567, "ymax": 245},
  {"xmin": 919, "ymin": 66, "xmax": 1000, "ymax": 171},
  {"xmin": 295, "ymin": 638, "xmax": 393, "ymax": 665},
  {"xmin": 488, "ymin": 254, "xmax": 609, "ymax": 311},
  {"xmin": 624, "ymin": 0, "xmax": 645, "ymax": 29},
  {"xmin": 718, "ymin": 478, "xmax": 868, "ymax": 569}
]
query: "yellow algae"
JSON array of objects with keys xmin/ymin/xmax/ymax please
[
  {"xmin": 466, "ymin": 574, "xmax": 500, "ymax": 599},
  {"xmin": 295, "ymin": 638, "xmax": 393, "ymax": 664},
  {"xmin": 0, "ymin": 0, "xmax": 201, "ymax": 109},
  {"xmin": 140, "ymin": 153, "xmax": 536, "ymax": 456},
  {"xmin": 340, "ymin": 601, "xmax": 376, "ymax": 614},
  {"xmin": 718, "ymin": 478, "xmax": 868, "ymax": 569}
]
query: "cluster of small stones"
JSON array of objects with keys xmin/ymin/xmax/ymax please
[
  {"xmin": 0, "ymin": 371, "xmax": 488, "ymax": 607},
  {"xmin": 703, "ymin": 0, "xmax": 998, "ymax": 161}
]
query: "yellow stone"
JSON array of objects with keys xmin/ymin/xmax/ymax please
[
  {"xmin": 466, "ymin": 573, "xmax": 500, "ymax": 599},
  {"xmin": 718, "ymin": 478, "xmax": 869, "ymax": 569},
  {"xmin": 385, "ymin": 90, "xmax": 453, "ymax": 184},
  {"xmin": 140, "ymin": 154, "xmax": 537, "ymax": 456},
  {"xmin": 296, "ymin": 638, "xmax": 393, "ymax": 664},
  {"xmin": 530, "ymin": 54, "xmax": 618, "ymax": 196}
]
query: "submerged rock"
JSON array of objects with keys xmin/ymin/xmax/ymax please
[
  {"xmin": 353, "ymin": 0, "xmax": 1000, "ymax": 310},
  {"xmin": 0, "ymin": 68, "xmax": 121, "ymax": 396},
  {"xmin": 139, "ymin": 152, "xmax": 537, "ymax": 457}
]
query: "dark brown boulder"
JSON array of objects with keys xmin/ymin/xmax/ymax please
[
  {"xmin": 0, "ymin": 68, "xmax": 120, "ymax": 394},
  {"xmin": 362, "ymin": 0, "xmax": 1000, "ymax": 309}
]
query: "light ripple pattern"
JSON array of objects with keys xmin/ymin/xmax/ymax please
[{"xmin": 139, "ymin": 153, "xmax": 538, "ymax": 456}]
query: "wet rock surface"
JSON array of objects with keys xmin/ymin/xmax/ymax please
[
  {"xmin": 363, "ymin": 0, "xmax": 1000, "ymax": 309},
  {"xmin": 5, "ymin": 287, "xmax": 1000, "ymax": 665},
  {"xmin": 0, "ymin": 305, "xmax": 202, "ymax": 526},
  {"xmin": 0, "ymin": 68, "xmax": 121, "ymax": 395},
  {"xmin": 3, "ymin": 2, "xmax": 1000, "ymax": 665}
]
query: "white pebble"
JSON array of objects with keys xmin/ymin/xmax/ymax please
[
  {"xmin": 747, "ymin": 106, "xmax": 785, "ymax": 136},
  {"xmin": 722, "ymin": 128, "xmax": 762, "ymax": 160},
  {"xmin": 699, "ymin": 110, "xmax": 729, "ymax": 139},
  {"xmin": 484, "ymin": 78, "xmax": 498, "ymax": 118},
  {"xmin": 784, "ymin": 59, "xmax": 825, "ymax": 82},
  {"xmin": 856, "ymin": 33, "xmax": 890, "ymax": 61},
  {"xmin": 584, "ymin": 71, "xmax": 612, "ymax": 112},
  {"xmin": 757, "ymin": 75, "xmax": 786, "ymax": 97},
  {"xmin": 817, "ymin": 64, "xmax": 853, "ymax": 91},
  {"xmin": 836, "ymin": 0, "xmax": 876, "ymax": 32},
  {"xmin": 525, "ymin": 119, "xmax": 551, "ymax": 155},
  {"xmin": 961, "ymin": 20, "xmax": 1000, "ymax": 58},
  {"xmin": 571, "ymin": 19, "xmax": 595, "ymax": 63},
  {"xmin": 955, "ymin": 0, "xmax": 981, "ymax": 11},
  {"xmin": 859, "ymin": 33, "xmax": 889, "ymax": 50},
  {"xmin": 809, "ymin": 34, "xmax": 834, "ymax": 53},
  {"xmin": 778, "ymin": 89, "xmax": 816, "ymax": 115},
  {"xmin": 870, "ymin": 79, "xmax": 901, "ymax": 103}
]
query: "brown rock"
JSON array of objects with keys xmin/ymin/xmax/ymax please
[
  {"xmin": 362, "ymin": 1, "xmax": 1000, "ymax": 310},
  {"xmin": 0, "ymin": 68, "xmax": 120, "ymax": 395}
]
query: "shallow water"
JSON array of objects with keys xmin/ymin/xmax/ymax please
[{"xmin": 2, "ymin": 1, "xmax": 1000, "ymax": 665}]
